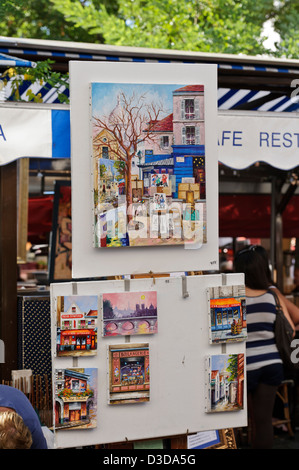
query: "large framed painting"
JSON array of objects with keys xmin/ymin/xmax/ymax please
[
  {"xmin": 70, "ymin": 62, "xmax": 218, "ymax": 278},
  {"xmin": 187, "ymin": 429, "xmax": 237, "ymax": 449},
  {"xmin": 49, "ymin": 180, "xmax": 72, "ymax": 282},
  {"xmin": 91, "ymin": 82, "xmax": 206, "ymax": 249}
]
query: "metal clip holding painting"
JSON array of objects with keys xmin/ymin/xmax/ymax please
[
  {"xmin": 72, "ymin": 282, "xmax": 78, "ymax": 295},
  {"xmin": 124, "ymin": 278, "xmax": 130, "ymax": 292},
  {"xmin": 182, "ymin": 275, "xmax": 189, "ymax": 299},
  {"xmin": 221, "ymin": 273, "xmax": 227, "ymax": 286}
]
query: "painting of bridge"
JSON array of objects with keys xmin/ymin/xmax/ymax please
[{"xmin": 102, "ymin": 291, "xmax": 158, "ymax": 337}]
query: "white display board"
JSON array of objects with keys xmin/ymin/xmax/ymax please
[
  {"xmin": 69, "ymin": 61, "xmax": 219, "ymax": 278},
  {"xmin": 51, "ymin": 273, "xmax": 247, "ymax": 449}
]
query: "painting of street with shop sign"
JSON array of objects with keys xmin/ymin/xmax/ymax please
[
  {"xmin": 208, "ymin": 285, "xmax": 247, "ymax": 344},
  {"xmin": 102, "ymin": 291, "xmax": 157, "ymax": 337},
  {"xmin": 108, "ymin": 343, "xmax": 150, "ymax": 405},
  {"xmin": 205, "ymin": 354, "xmax": 244, "ymax": 413},
  {"xmin": 91, "ymin": 82, "xmax": 207, "ymax": 248},
  {"xmin": 56, "ymin": 295, "xmax": 98, "ymax": 357},
  {"xmin": 54, "ymin": 368, "xmax": 97, "ymax": 430}
]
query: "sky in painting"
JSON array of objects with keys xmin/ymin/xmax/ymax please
[
  {"xmin": 103, "ymin": 291, "xmax": 157, "ymax": 311},
  {"xmin": 63, "ymin": 295, "xmax": 98, "ymax": 312},
  {"xmin": 210, "ymin": 355, "xmax": 232, "ymax": 374},
  {"xmin": 91, "ymin": 82, "xmax": 183, "ymax": 120}
]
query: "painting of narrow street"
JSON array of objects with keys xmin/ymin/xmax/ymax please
[
  {"xmin": 206, "ymin": 354, "xmax": 244, "ymax": 413},
  {"xmin": 91, "ymin": 82, "xmax": 207, "ymax": 248}
]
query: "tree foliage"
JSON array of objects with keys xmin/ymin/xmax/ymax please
[
  {"xmin": 271, "ymin": 0, "xmax": 299, "ymax": 58},
  {"xmin": 50, "ymin": 0, "xmax": 276, "ymax": 55}
]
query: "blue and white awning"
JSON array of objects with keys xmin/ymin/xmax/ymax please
[
  {"xmin": 0, "ymin": 52, "xmax": 36, "ymax": 68},
  {"xmin": 218, "ymin": 88, "xmax": 299, "ymax": 113},
  {"xmin": 2, "ymin": 78, "xmax": 298, "ymax": 112},
  {"xmin": 0, "ymin": 105, "xmax": 70, "ymax": 165},
  {"xmin": 2, "ymin": 75, "xmax": 69, "ymax": 104}
]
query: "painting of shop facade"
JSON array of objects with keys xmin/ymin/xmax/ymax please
[
  {"xmin": 108, "ymin": 343, "xmax": 150, "ymax": 405},
  {"xmin": 56, "ymin": 295, "xmax": 98, "ymax": 357},
  {"xmin": 91, "ymin": 82, "xmax": 206, "ymax": 248},
  {"xmin": 208, "ymin": 285, "xmax": 247, "ymax": 344},
  {"xmin": 206, "ymin": 354, "xmax": 244, "ymax": 413},
  {"xmin": 102, "ymin": 291, "xmax": 158, "ymax": 337},
  {"xmin": 54, "ymin": 368, "xmax": 97, "ymax": 430}
]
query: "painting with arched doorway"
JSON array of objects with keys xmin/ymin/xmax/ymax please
[{"xmin": 54, "ymin": 368, "xmax": 97, "ymax": 430}]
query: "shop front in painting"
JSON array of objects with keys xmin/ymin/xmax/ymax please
[
  {"xmin": 210, "ymin": 298, "xmax": 242, "ymax": 333},
  {"xmin": 58, "ymin": 329, "xmax": 97, "ymax": 352},
  {"xmin": 54, "ymin": 369, "xmax": 95, "ymax": 428}
]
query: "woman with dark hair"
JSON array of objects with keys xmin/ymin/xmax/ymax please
[
  {"xmin": 254, "ymin": 244, "xmax": 299, "ymax": 326},
  {"xmin": 234, "ymin": 245, "xmax": 295, "ymax": 449}
]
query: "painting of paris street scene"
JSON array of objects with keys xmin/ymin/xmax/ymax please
[
  {"xmin": 208, "ymin": 284, "xmax": 247, "ymax": 344},
  {"xmin": 102, "ymin": 291, "xmax": 157, "ymax": 337},
  {"xmin": 206, "ymin": 354, "xmax": 244, "ymax": 413},
  {"xmin": 91, "ymin": 82, "xmax": 207, "ymax": 248},
  {"xmin": 56, "ymin": 295, "xmax": 98, "ymax": 357},
  {"xmin": 54, "ymin": 368, "xmax": 97, "ymax": 430}
]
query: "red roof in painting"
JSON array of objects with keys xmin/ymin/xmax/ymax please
[
  {"xmin": 174, "ymin": 85, "xmax": 204, "ymax": 93},
  {"xmin": 87, "ymin": 309, "xmax": 98, "ymax": 316},
  {"xmin": 148, "ymin": 113, "xmax": 173, "ymax": 132}
]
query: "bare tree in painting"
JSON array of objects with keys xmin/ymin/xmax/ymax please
[{"xmin": 92, "ymin": 90, "xmax": 166, "ymax": 219}]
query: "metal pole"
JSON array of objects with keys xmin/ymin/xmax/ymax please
[
  {"xmin": 270, "ymin": 176, "xmax": 276, "ymax": 281},
  {"xmin": 0, "ymin": 161, "xmax": 17, "ymax": 381}
]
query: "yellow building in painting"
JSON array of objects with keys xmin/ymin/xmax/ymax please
[{"xmin": 92, "ymin": 128, "xmax": 126, "ymax": 192}]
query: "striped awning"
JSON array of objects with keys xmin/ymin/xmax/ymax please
[
  {"xmin": 0, "ymin": 52, "xmax": 36, "ymax": 68},
  {"xmin": 2, "ymin": 77, "xmax": 69, "ymax": 104},
  {"xmin": 2, "ymin": 79, "xmax": 297, "ymax": 112},
  {"xmin": 1, "ymin": 37, "xmax": 299, "ymax": 110},
  {"xmin": 218, "ymin": 88, "xmax": 299, "ymax": 113}
]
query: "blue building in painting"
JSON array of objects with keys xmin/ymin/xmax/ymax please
[{"xmin": 138, "ymin": 85, "xmax": 206, "ymax": 201}]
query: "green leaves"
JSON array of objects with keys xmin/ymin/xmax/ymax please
[
  {"xmin": 49, "ymin": 0, "xmax": 279, "ymax": 55},
  {"xmin": 0, "ymin": 0, "xmax": 298, "ymax": 60}
]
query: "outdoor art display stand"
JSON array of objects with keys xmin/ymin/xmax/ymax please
[
  {"xmin": 51, "ymin": 273, "xmax": 247, "ymax": 448},
  {"xmin": 50, "ymin": 61, "xmax": 247, "ymax": 448}
]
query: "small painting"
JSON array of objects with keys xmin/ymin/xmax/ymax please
[
  {"xmin": 151, "ymin": 173, "xmax": 169, "ymax": 188},
  {"xmin": 108, "ymin": 343, "xmax": 150, "ymax": 405},
  {"xmin": 102, "ymin": 291, "xmax": 157, "ymax": 337},
  {"xmin": 153, "ymin": 193, "xmax": 167, "ymax": 211},
  {"xmin": 56, "ymin": 295, "xmax": 98, "ymax": 357},
  {"xmin": 54, "ymin": 368, "xmax": 97, "ymax": 430},
  {"xmin": 205, "ymin": 354, "xmax": 244, "ymax": 413},
  {"xmin": 208, "ymin": 285, "xmax": 247, "ymax": 344}
]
